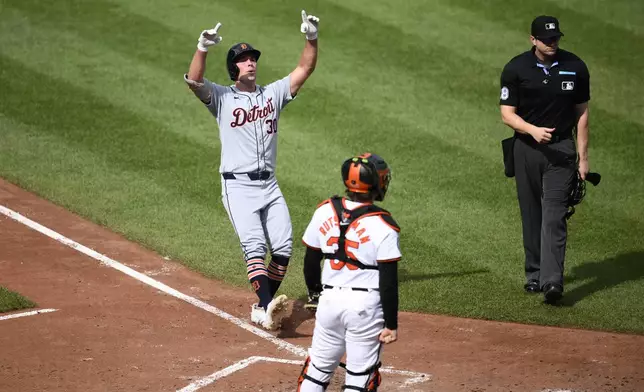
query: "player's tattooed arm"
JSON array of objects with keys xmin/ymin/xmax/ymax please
[{"xmin": 290, "ymin": 10, "xmax": 319, "ymax": 96}]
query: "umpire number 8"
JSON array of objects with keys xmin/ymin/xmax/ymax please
[{"xmin": 266, "ymin": 119, "xmax": 278, "ymax": 134}]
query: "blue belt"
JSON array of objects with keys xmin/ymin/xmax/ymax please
[{"xmin": 222, "ymin": 171, "xmax": 271, "ymax": 181}]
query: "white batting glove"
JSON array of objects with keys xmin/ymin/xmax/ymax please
[
  {"xmin": 197, "ymin": 22, "xmax": 223, "ymax": 52},
  {"xmin": 300, "ymin": 10, "xmax": 319, "ymax": 40}
]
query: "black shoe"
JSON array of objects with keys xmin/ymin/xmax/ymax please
[
  {"xmin": 523, "ymin": 279, "xmax": 540, "ymax": 294},
  {"xmin": 543, "ymin": 283, "xmax": 563, "ymax": 304}
]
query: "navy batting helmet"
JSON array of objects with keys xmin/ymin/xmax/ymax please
[
  {"xmin": 226, "ymin": 43, "xmax": 261, "ymax": 81},
  {"xmin": 341, "ymin": 153, "xmax": 391, "ymax": 202}
]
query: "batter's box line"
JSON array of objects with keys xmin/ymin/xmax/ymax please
[
  {"xmin": 0, "ymin": 308, "xmax": 58, "ymax": 322},
  {"xmin": 177, "ymin": 356, "xmax": 431, "ymax": 392}
]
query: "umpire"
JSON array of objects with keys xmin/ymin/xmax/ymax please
[{"xmin": 499, "ymin": 15, "xmax": 590, "ymax": 304}]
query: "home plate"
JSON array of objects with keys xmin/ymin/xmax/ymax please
[{"xmin": 178, "ymin": 356, "xmax": 431, "ymax": 391}]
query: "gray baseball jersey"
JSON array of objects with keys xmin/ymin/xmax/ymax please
[
  {"xmin": 202, "ymin": 75, "xmax": 294, "ymax": 173},
  {"xmin": 184, "ymin": 73, "xmax": 295, "ymax": 262}
]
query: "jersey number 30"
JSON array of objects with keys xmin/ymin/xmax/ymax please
[
  {"xmin": 326, "ymin": 236, "xmax": 359, "ymax": 270},
  {"xmin": 266, "ymin": 119, "xmax": 278, "ymax": 134}
]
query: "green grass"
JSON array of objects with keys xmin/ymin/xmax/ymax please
[
  {"xmin": 0, "ymin": 0, "xmax": 643, "ymax": 333},
  {"xmin": 0, "ymin": 286, "xmax": 36, "ymax": 313}
]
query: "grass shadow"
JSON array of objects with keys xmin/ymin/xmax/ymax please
[{"xmin": 561, "ymin": 251, "xmax": 644, "ymax": 306}]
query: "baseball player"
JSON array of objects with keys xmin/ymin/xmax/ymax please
[
  {"xmin": 297, "ymin": 153, "xmax": 401, "ymax": 392},
  {"xmin": 184, "ymin": 10, "xmax": 320, "ymax": 330}
]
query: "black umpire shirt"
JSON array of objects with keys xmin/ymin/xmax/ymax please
[{"xmin": 500, "ymin": 47, "xmax": 590, "ymax": 139}]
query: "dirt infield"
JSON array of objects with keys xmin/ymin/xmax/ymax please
[{"xmin": 1, "ymin": 178, "xmax": 643, "ymax": 392}]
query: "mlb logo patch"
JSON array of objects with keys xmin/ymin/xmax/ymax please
[
  {"xmin": 562, "ymin": 81, "xmax": 575, "ymax": 91},
  {"xmin": 545, "ymin": 23, "xmax": 556, "ymax": 30}
]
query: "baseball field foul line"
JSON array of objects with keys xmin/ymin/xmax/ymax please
[
  {"xmin": 0, "ymin": 308, "xmax": 58, "ymax": 322},
  {"xmin": 177, "ymin": 356, "xmax": 431, "ymax": 391},
  {"xmin": 177, "ymin": 356, "xmax": 302, "ymax": 392},
  {"xmin": 0, "ymin": 205, "xmax": 305, "ymax": 357}
]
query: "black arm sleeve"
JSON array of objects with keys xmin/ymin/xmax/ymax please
[
  {"xmin": 378, "ymin": 261, "xmax": 399, "ymax": 330},
  {"xmin": 303, "ymin": 247, "xmax": 324, "ymax": 294}
]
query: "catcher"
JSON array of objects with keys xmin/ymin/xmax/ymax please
[{"xmin": 298, "ymin": 153, "xmax": 401, "ymax": 391}]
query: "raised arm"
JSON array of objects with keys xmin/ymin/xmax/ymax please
[
  {"xmin": 290, "ymin": 10, "xmax": 319, "ymax": 96},
  {"xmin": 187, "ymin": 50, "xmax": 209, "ymax": 83},
  {"xmin": 185, "ymin": 23, "xmax": 223, "ymax": 102}
]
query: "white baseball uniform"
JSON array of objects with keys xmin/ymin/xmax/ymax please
[{"xmin": 299, "ymin": 197, "xmax": 401, "ymax": 391}]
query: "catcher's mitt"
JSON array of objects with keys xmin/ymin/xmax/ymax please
[{"xmin": 565, "ymin": 171, "xmax": 601, "ymax": 220}]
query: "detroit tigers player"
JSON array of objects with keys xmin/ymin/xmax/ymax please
[
  {"xmin": 184, "ymin": 11, "xmax": 320, "ymax": 330},
  {"xmin": 297, "ymin": 153, "xmax": 401, "ymax": 392}
]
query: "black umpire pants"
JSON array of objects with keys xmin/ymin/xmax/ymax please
[{"xmin": 514, "ymin": 135, "xmax": 576, "ymax": 289}]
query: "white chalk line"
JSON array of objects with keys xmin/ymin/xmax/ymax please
[
  {"xmin": 177, "ymin": 356, "xmax": 301, "ymax": 392},
  {"xmin": 541, "ymin": 390, "xmax": 575, "ymax": 392},
  {"xmin": 178, "ymin": 356, "xmax": 431, "ymax": 392},
  {"xmin": 1, "ymin": 204, "xmax": 430, "ymax": 388},
  {"xmin": 0, "ymin": 205, "xmax": 305, "ymax": 357},
  {"xmin": 0, "ymin": 308, "xmax": 57, "ymax": 321}
]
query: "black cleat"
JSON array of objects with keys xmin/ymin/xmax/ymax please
[
  {"xmin": 543, "ymin": 283, "xmax": 563, "ymax": 304},
  {"xmin": 524, "ymin": 279, "xmax": 541, "ymax": 294}
]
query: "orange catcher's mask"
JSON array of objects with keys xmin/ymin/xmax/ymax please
[{"xmin": 341, "ymin": 153, "xmax": 391, "ymax": 202}]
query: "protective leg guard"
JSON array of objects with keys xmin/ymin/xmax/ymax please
[
  {"xmin": 341, "ymin": 362, "xmax": 382, "ymax": 392},
  {"xmin": 297, "ymin": 356, "xmax": 333, "ymax": 392}
]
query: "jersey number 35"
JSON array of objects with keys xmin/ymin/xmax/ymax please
[{"xmin": 327, "ymin": 236, "xmax": 360, "ymax": 271}]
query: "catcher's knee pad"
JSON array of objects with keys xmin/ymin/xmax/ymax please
[
  {"xmin": 298, "ymin": 356, "xmax": 333, "ymax": 391},
  {"xmin": 342, "ymin": 362, "xmax": 382, "ymax": 392}
]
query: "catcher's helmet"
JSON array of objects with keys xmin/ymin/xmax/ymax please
[
  {"xmin": 341, "ymin": 153, "xmax": 391, "ymax": 202},
  {"xmin": 226, "ymin": 43, "xmax": 261, "ymax": 81}
]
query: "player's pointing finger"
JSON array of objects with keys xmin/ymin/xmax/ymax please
[
  {"xmin": 301, "ymin": 10, "xmax": 308, "ymax": 23},
  {"xmin": 207, "ymin": 22, "xmax": 222, "ymax": 35}
]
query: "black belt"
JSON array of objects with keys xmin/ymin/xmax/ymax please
[
  {"xmin": 222, "ymin": 171, "xmax": 271, "ymax": 181},
  {"xmin": 323, "ymin": 284, "xmax": 376, "ymax": 292}
]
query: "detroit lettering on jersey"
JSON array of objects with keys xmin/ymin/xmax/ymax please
[
  {"xmin": 231, "ymin": 98, "xmax": 275, "ymax": 128},
  {"xmin": 204, "ymin": 75, "xmax": 294, "ymax": 174}
]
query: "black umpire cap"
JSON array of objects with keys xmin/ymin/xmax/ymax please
[{"xmin": 531, "ymin": 15, "xmax": 564, "ymax": 39}]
